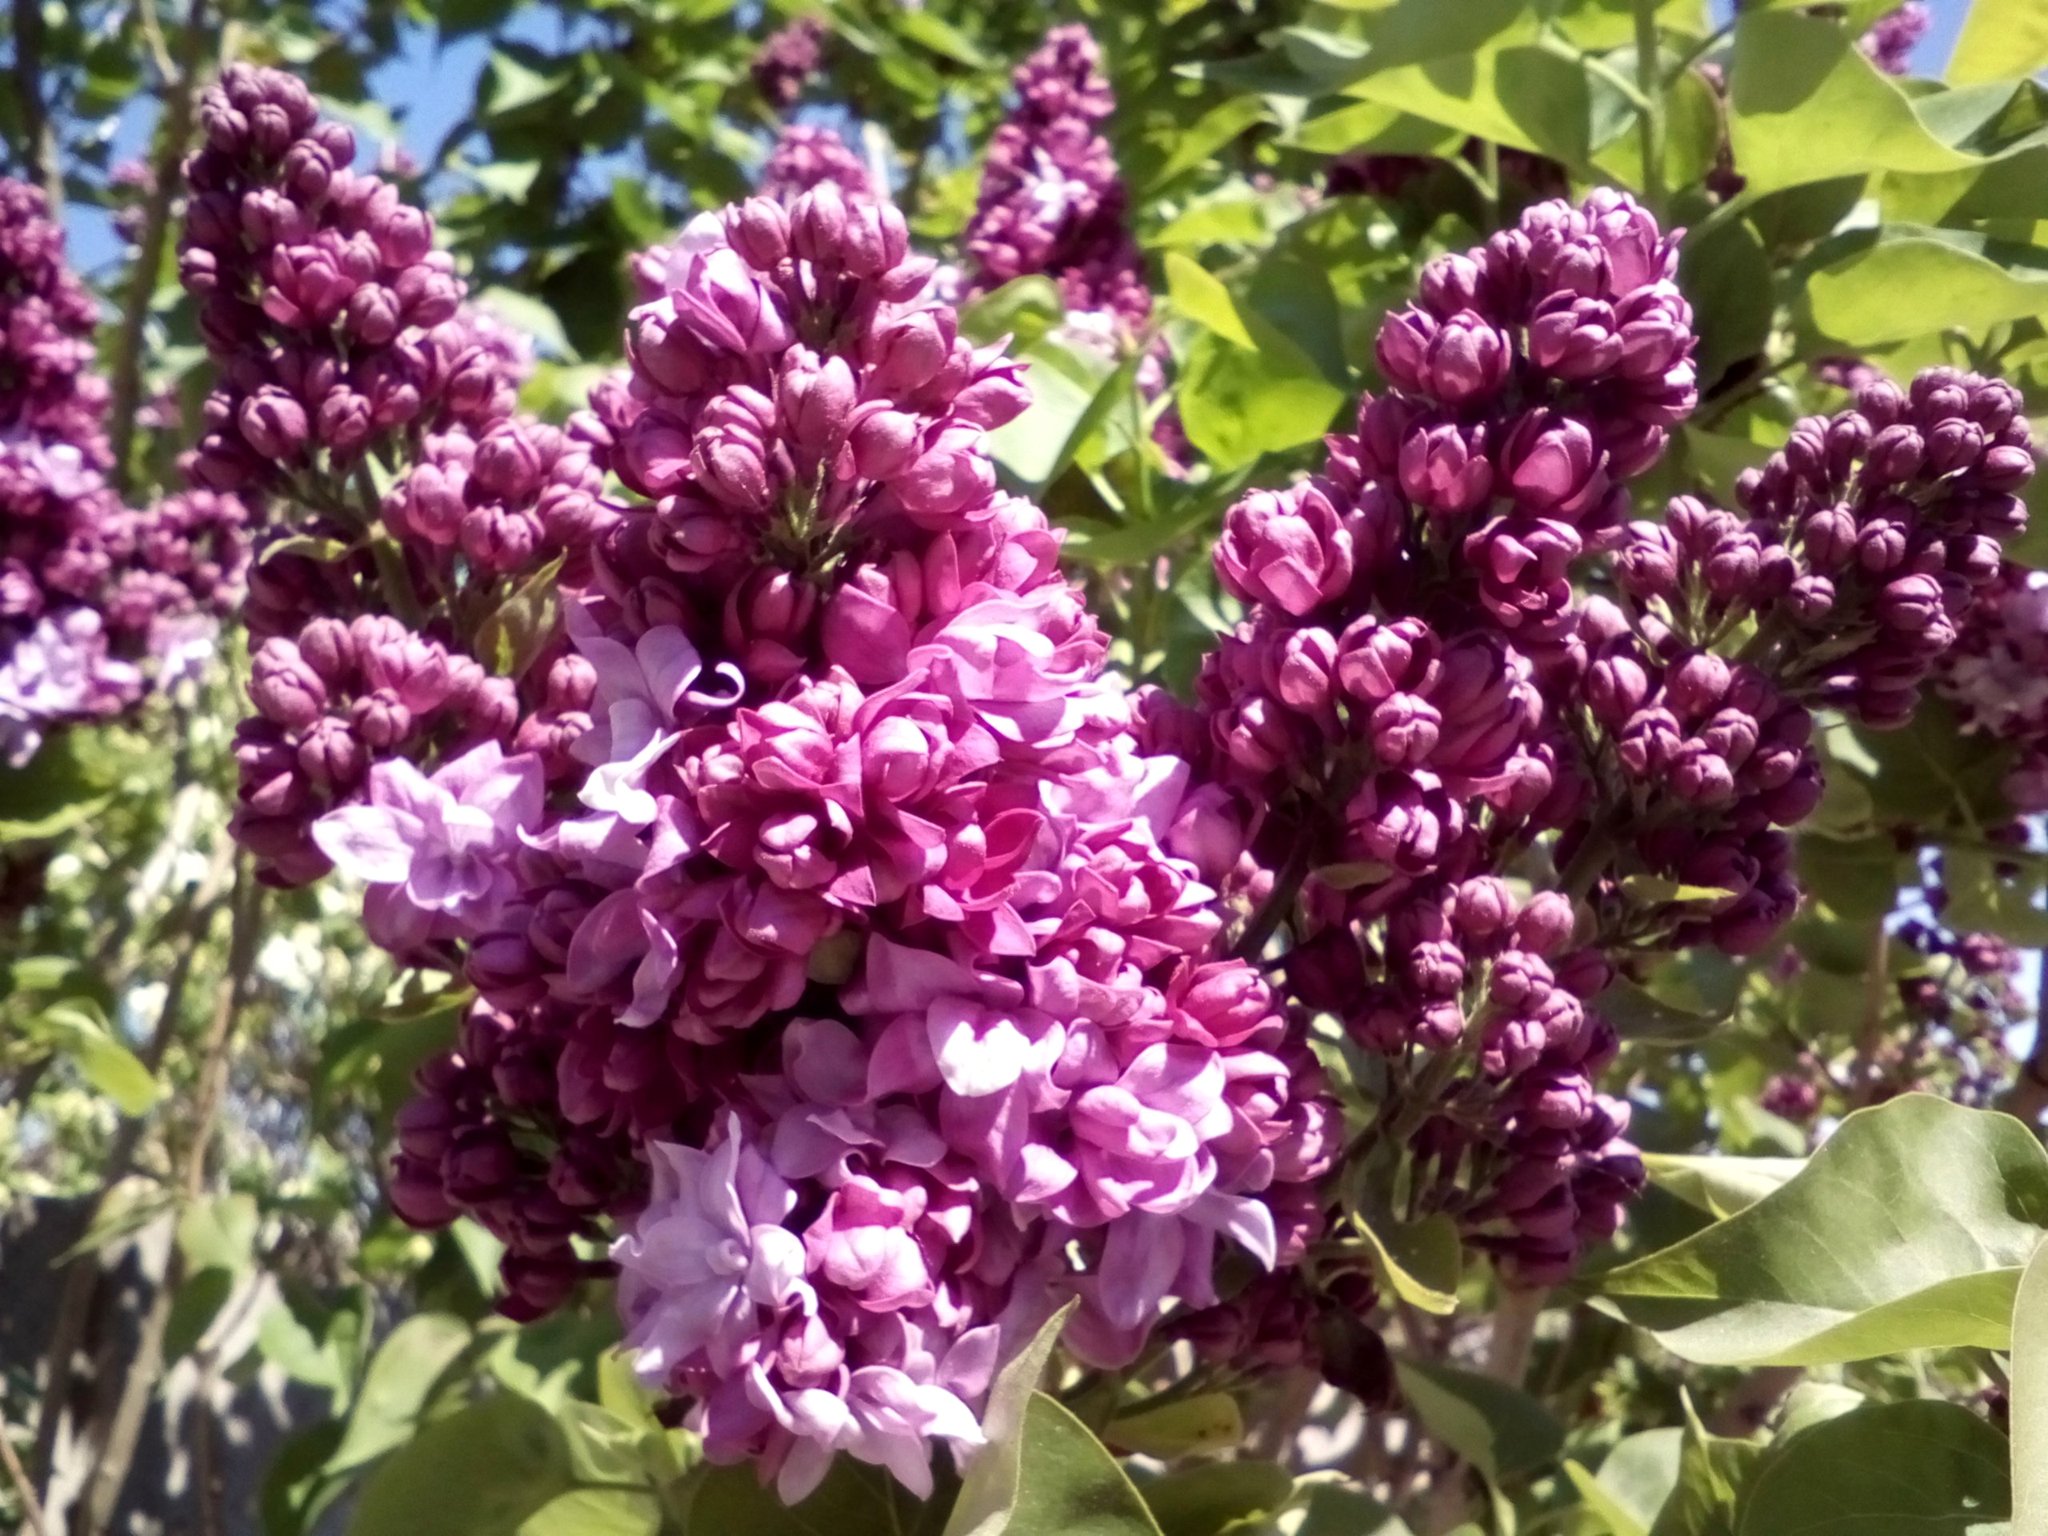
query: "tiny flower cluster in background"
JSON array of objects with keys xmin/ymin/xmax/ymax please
[{"xmin": 0, "ymin": 178, "xmax": 252, "ymax": 763}]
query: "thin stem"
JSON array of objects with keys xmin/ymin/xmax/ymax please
[
  {"xmin": 79, "ymin": 863, "xmax": 262, "ymax": 1535},
  {"xmin": 1234, "ymin": 832, "xmax": 1314, "ymax": 961},
  {"xmin": 1558, "ymin": 825, "xmax": 1618, "ymax": 903},
  {"xmin": 10, "ymin": 0, "xmax": 59, "ymax": 212},
  {"xmin": 0, "ymin": 1403, "xmax": 49, "ymax": 1536},
  {"xmin": 1664, "ymin": 19, "xmax": 1736, "ymax": 88},
  {"xmin": 1484, "ymin": 1284, "xmax": 1549, "ymax": 1385},
  {"xmin": 29, "ymin": 850, "xmax": 230, "ymax": 1493},
  {"xmin": 1998, "ymin": 945, "xmax": 2048, "ymax": 1126},
  {"xmin": 1634, "ymin": 0, "xmax": 1666, "ymax": 211},
  {"xmin": 352, "ymin": 463, "xmax": 428, "ymax": 629},
  {"xmin": 108, "ymin": 0, "xmax": 212, "ymax": 490}
]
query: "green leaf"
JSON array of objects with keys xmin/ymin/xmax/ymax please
[
  {"xmin": 1799, "ymin": 230, "xmax": 2048, "ymax": 352},
  {"xmin": 1595, "ymin": 978, "xmax": 1727, "ymax": 1046},
  {"xmin": 1147, "ymin": 98, "xmax": 1270, "ymax": 191},
  {"xmin": 178, "ymin": 1192, "xmax": 259, "ymax": 1273},
  {"xmin": 944, "ymin": 1300, "xmax": 1078, "ymax": 1536},
  {"xmin": 1137, "ymin": 1461, "xmax": 1292, "ymax": 1536},
  {"xmin": 1356, "ymin": 1210, "xmax": 1463, "ymax": 1316},
  {"xmin": 484, "ymin": 48, "xmax": 575, "ymax": 119},
  {"xmin": 1393, "ymin": 1358, "xmax": 1563, "ymax": 1484},
  {"xmin": 1164, "ymin": 253, "xmax": 1255, "ymax": 349},
  {"xmin": 1796, "ymin": 832, "xmax": 1900, "ymax": 922},
  {"xmin": 474, "ymin": 555, "xmax": 565, "ymax": 680},
  {"xmin": 1567, "ymin": 1461, "xmax": 1651, "ymax": 1536},
  {"xmin": 1289, "ymin": 1480, "xmax": 1414, "ymax": 1536},
  {"xmin": 325, "ymin": 1313, "xmax": 474, "ymax": 1477},
  {"xmin": 1589, "ymin": 1430, "xmax": 1685, "ymax": 1536},
  {"xmin": 1950, "ymin": 0, "xmax": 2048, "ymax": 85},
  {"xmin": 987, "ymin": 338, "xmax": 1118, "ymax": 488},
  {"xmin": 1004, "ymin": 1395, "xmax": 1165, "ymax": 1536},
  {"xmin": 517, "ymin": 1488, "xmax": 659, "ymax": 1536},
  {"xmin": 1599, "ymin": 1095, "xmax": 2048, "ymax": 1366},
  {"xmin": 894, "ymin": 10, "xmax": 993, "ymax": 68},
  {"xmin": 260, "ymin": 533, "xmax": 353, "ymax": 565},
  {"xmin": 1648, "ymin": 1401, "xmax": 1760, "ymax": 1536},
  {"xmin": 1620, "ymin": 876, "xmax": 1735, "ymax": 907},
  {"xmin": 1105, "ymin": 1393, "xmax": 1243, "ymax": 1459},
  {"xmin": 347, "ymin": 1392, "xmax": 573, "ymax": 1536},
  {"xmin": 1728, "ymin": 12, "xmax": 1980, "ymax": 195},
  {"xmin": 1736, "ymin": 1400, "xmax": 2011, "ymax": 1534},
  {"xmin": 959, "ymin": 277, "xmax": 1068, "ymax": 351},
  {"xmin": 1640, "ymin": 1153, "xmax": 1806, "ymax": 1219},
  {"xmin": 165, "ymin": 1267, "xmax": 236, "ymax": 1361},
  {"xmin": 1680, "ymin": 218, "xmax": 1773, "ymax": 393},
  {"xmin": 2011, "ymin": 1237, "xmax": 2048, "ymax": 1531},
  {"xmin": 675, "ymin": 1456, "xmax": 900, "ymax": 1536},
  {"xmin": 1178, "ymin": 320, "xmax": 1347, "ymax": 470},
  {"xmin": 39, "ymin": 1002, "xmax": 161, "ymax": 1115}
]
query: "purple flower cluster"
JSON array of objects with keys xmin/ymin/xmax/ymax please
[
  {"xmin": 759, "ymin": 124, "xmax": 875, "ymax": 206},
  {"xmin": 183, "ymin": 66, "xmax": 602, "ymax": 886},
  {"xmin": 179, "ymin": 65, "xmax": 525, "ymax": 494},
  {"xmin": 1861, "ymin": 2, "xmax": 1929, "ymax": 74},
  {"xmin": 1623, "ymin": 370, "xmax": 2033, "ymax": 728},
  {"xmin": 1939, "ymin": 563, "xmax": 2048, "ymax": 810},
  {"xmin": 1180, "ymin": 191, "xmax": 1704, "ymax": 1281},
  {"xmin": 0, "ymin": 177, "xmax": 252, "ymax": 760},
  {"xmin": 752, "ymin": 17, "xmax": 827, "ymax": 112},
  {"xmin": 1188, "ymin": 191, "xmax": 2032, "ymax": 1284},
  {"xmin": 302, "ymin": 184, "xmax": 1341, "ymax": 1500},
  {"xmin": 964, "ymin": 25, "xmax": 1150, "ymax": 333}
]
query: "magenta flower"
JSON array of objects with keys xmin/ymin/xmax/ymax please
[{"xmin": 312, "ymin": 741, "xmax": 544, "ymax": 943}]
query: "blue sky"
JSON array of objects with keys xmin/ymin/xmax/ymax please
[{"xmin": 64, "ymin": 0, "xmax": 1975, "ymax": 277}]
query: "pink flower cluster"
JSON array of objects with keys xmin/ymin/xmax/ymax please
[
  {"xmin": 964, "ymin": 25, "xmax": 1150, "ymax": 333},
  {"xmin": 286, "ymin": 184, "xmax": 1340, "ymax": 1499},
  {"xmin": 179, "ymin": 65, "xmax": 525, "ymax": 493},
  {"xmin": 183, "ymin": 66, "xmax": 606, "ymax": 886},
  {"xmin": 0, "ymin": 177, "xmax": 251, "ymax": 761},
  {"xmin": 752, "ymin": 17, "xmax": 828, "ymax": 112},
  {"xmin": 1939, "ymin": 562, "xmax": 2048, "ymax": 811},
  {"xmin": 759, "ymin": 124, "xmax": 875, "ymax": 206},
  {"xmin": 1861, "ymin": 2, "xmax": 1929, "ymax": 74}
]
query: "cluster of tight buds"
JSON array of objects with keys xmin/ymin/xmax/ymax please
[
  {"xmin": 183, "ymin": 64, "xmax": 609, "ymax": 886},
  {"xmin": 1171, "ymin": 190, "xmax": 2029, "ymax": 1284},
  {"xmin": 0, "ymin": 178, "xmax": 251, "ymax": 762},
  {"xmin": 751, "ymin": 17, "xmax": 827, "ymax": 112},
  {"xmin": 964, "ymin": 24, "xmax": 1150, "ymax": 334},
  {"xmin": 759, "ymin": 125, "xmax": 875, "ymax": 206}
]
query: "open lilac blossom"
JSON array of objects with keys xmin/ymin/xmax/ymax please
[
  {"xmin": 312, "ymin": 740, "xmax": 544, "ymax": 948},
  {"xmin": 0, "ymin": 610, "xmax": 139, "ymax": 765}
]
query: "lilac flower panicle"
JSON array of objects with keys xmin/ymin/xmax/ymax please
[
  {"xmin": 964, "ymin": 25, "xmax": 1150, "ymax": 333},
  {"xmin": 760, "ymin": 125, "xmax": 875, "ymax": 206},
  {"xmin": 752, "ymin": 17, "xmax": 827, "ymax": 111},
  {"xmin": 262, "ymin": 168, "xmax": 1346, "ymax": 1501},
  {"xmin": 1862, "ymin": 2, "xmax": 1929, "ymax": 75},
  {"xmin": 0, "ymin": 177, "xmax": 246, "ymax": 755}
]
